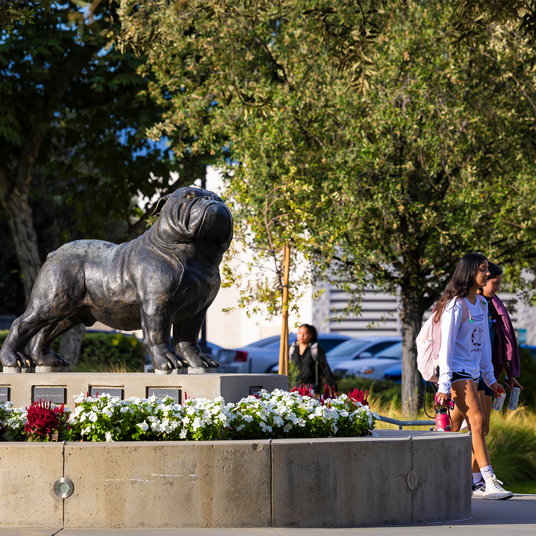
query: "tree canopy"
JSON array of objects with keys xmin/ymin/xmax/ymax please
[
  {"xmin": 7, "ymin": 2, "xmax": 536, "ymax": 94},
  {"xmin": 0, "ymin": 2, "xmax": 211, "ymax": 311},
  {"xmin": 129, "ymin": 0, "xmax": 536, "ymax": 412}
]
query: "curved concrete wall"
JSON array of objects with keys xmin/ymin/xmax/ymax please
[{"xmin": 0, "ymin": 429, "xmax": 471, "ymax": 529}]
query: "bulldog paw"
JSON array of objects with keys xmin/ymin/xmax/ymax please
[
  {"xmin": 150, "ymin": 343, "xmax": 189, "ymax": 372},
  {"xmin": 0, "ymin": 347, "xmax": 34, "ymax": 369},
  {"xmin": 32, "ymin": 351, "xmax": 70, "ymax": 368},
  {"xmin": 176, "ymin": 342, "xmax": 219, "ymax": 369}
]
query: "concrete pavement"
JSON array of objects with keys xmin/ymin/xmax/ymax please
[{"xmin": 1, "ymin": 495, "xmax": 535, "ymax": 536}]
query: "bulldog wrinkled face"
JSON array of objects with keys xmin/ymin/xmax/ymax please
[{"xmin": 155, "ymin": 187, "xmax": 233, "ymax": 249}]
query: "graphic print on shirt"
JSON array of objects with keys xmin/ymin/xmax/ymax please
[{"xmin": 470, "ymin": 316, "xmax": 485, "ymax": 352}]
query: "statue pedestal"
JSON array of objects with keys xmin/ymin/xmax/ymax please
[{"xmin": 0, "ymin": 372, "xmax": 288, "ymax": 409}]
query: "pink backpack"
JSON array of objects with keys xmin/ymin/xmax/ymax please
[{"xmin": 416, "ymin": 297, "xmax": 484, "ymax": 382}]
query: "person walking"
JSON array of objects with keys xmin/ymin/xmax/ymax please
[
  {"xmin": 434, "ymin": 253, "xmax": 513, "ymax": 500},
  {"xmin": 480, "ymin": 262, "xmax": 523, "ymax": 402},
  {"xmin": 290, "ymin": 324, "xmax": 337, "ymax": 394}
]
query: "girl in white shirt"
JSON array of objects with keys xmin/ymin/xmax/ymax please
[{"xmin": 434, "ymin": 253, "xmax": 512, "ymax": 500}]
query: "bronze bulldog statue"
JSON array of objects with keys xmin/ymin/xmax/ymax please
[{"xmin": 0, "ymin": 187, "xmax": 233, "ymax": 373}]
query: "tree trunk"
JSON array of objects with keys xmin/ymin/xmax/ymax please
[
  {"xmin": 58, "ymin": 324, "xmax": 86, "ymax": 370},
  {"xmin": 3, "ymin": 184, "xmax": 42, "ymax": 303},
  {"xmin": 400, "ymin": 286, "xmax": 426, "ymax": 415}
]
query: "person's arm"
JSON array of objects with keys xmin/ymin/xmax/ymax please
[
  {"xmin": 504, "ymin": 362, "xmax": 524, "ymax": 391},
  {"xmin": 316, "ymin": 344, "xmax": 337, "ymax": 391},
  {"xmin": 479, "ymin": 299, "xmax": 506, "ymax": 397},
  {"xmin": 437, "ymin": 300, "xmax": 463, "ymax": 396},
  {"xmin": 480, "ymin": 301, "xmax": 497, "ymax": 389}
]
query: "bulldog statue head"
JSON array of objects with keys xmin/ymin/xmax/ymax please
[{"xmin": 151, "ymin": 187, "xmax": 233, "ymax": 259}]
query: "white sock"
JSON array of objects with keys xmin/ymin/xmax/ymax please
[
  {"xmin": 472, "ymin": 472, "xmax": 482, "ymax": 483},
  {"xmin": 481, "ymin": 465, "xmax": 493, "ymax": 480}
]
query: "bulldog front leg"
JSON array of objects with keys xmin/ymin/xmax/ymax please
[
  {"xmin": 173, "ymin": 311, "xmax": 219, "ymax": 369},
  {"xmin": 140, "ymin": 305, "xmax": 189, "ymax": 373}
]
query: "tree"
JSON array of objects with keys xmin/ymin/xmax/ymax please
[
  {"xmin": 0, "ymin": 3, "xmax": 208, "ymax": 300},
  {"xmin": 0, "ymin": 3, "xmax": 215, "ymax": 365},
  {"xmin": 130, "ymin": 0, "xmax": 536, "ymax": 412},
  {"xmin": 6, "ymin": 1, "xmax": 536, "ymax": 98}
]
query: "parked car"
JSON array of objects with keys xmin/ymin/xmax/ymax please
[
  {"xmin": 144, "ymin": 341, "xmax": 223, "ymax": 373},
  {"xmin": 333, "ymin": 342, "xmax": 403, "ymax": 381},
  {"xmin": 325, "ymin": 336, "xmax": 401, "ymax": 369},
  {"xmin": 232, "ymin": 333, "xmax": 352, "ymax": 373},
  {"xmin": 383, "ymin": 363, "xmax": 402, "ymax": 384}
]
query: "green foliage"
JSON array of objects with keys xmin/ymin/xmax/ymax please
[
  {"xmin": 287, "ymin": 360, "xmax": 300, "ymax": 389},
  {"xmin": 0, "ymin": 402, "xmax": 26, "ymax": 441},
  {"xmin": 0, "ymin": 2, "xmax": 212, "ymax": 313},
  {"xmin": 0, "ymin": 330, "xmax": 143, "ymax": 372},
  {"xmin": 0, "ymin": 0, "xmax": 55, "ymax": 32},
  {"xmin": 513, "ymin": 348, "xmax": 536, "ymax": 408},
  {"xmin": 54, "ymin": 389, "xmax": 376, "ymax": 441},
  {"xmin": 509, "ymin": 480, "xmax": 536, "ymax": 494},
  {"xmin": 487, "ymin": 408, "xmax": 536, "ymax": 486},
  {"xmin": 75, "ymin": 332, "xmax": 144, "ymax": 372},
  {"xmin": 131, "ymin": 0, "xmax": 536, "ymax": 314},
  {"xmin": 0, "ymin": 3, "xmax": 179, "ymax": 235},
  {"xmin": 336, "ymin": 376, "xmax": 401, "ymax": 405},
  {"xmin": 0, "ymin": 331, "xmax": 7, "ymax": 350}
]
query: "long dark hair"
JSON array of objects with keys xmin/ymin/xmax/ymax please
[
  {"xmin": 300, "ymin": 324, "xmax": 318, "ymax": 343},
  {"xmin": 434, "ymin": 253, "xmax": 488, "ymax": 321}
]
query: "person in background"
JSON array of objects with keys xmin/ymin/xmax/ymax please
[
  {"xmin": 478, "ymin": 261, "xmax": 523, "ymax": 421},
  {"xmin": 290, "ymin": 324, "xmax": 337, "ymax": 394},
  {"xmin": 435, "ymin": 253, "xmax": 512, "ymax": 500}
]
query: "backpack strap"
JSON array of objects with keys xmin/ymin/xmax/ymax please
[{"xmin": 457, "ymin": 297, "xmax": 469, "ymax": 324}]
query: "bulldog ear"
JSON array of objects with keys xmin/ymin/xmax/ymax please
[{"xmin": 151, "ymin": 195, "xmax": 171, "ymax": 216}]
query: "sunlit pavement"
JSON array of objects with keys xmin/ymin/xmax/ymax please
[{"xmin": 1, "ymin": 495, "xmax": 535, "ymax": 536}]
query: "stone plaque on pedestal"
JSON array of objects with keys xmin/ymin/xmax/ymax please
[
  {"xmin": 0, "ymin": 373, "xmax": 288, "ymax": 410},
  {"xmin": 32, "ymin": 387, "xmax": 66, "ymax": 405},
  {"xmin": 147, "ymin": 388, "xmax": 181, "ymax": 403},
  {"xmin": 0, "ymin": 387, "xmax": 9, "ymax": 403},
  {"xmin": 90, "ymin": 387, "xmax": 124, "ymax": 399}
]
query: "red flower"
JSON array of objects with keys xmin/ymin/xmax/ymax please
[
  {"xmin": 348, "ymin": 388, "xmax": 369, "ymax": 406},
  {"xmin": 25, "ymin": 400, "xmax": 67, "ymax": 440},
  {"xmin": 292, "ymin": 384, "xmax": 313, "ymax": 397}
]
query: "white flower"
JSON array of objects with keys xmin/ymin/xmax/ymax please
[
  {"xmin": 88, "ymin": 412, "xmax": 98, "ymax": 423},
  {"xmin": 105, "ymin": 431, "xmax": 114, "ymax": 442},
  {"xmin": 137, "ymin": 421, "xmax": 149, "ymax": 432}
]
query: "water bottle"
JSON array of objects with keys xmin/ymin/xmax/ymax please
[
  {"xmin": 435, "ymin": 405, "xmax": 452, "ymax": 431},
  {"xmin": 508, "ymin": 387, "xmax": 520, "ymax": 411},
  {"xmin": 493, "ymin": 388, "xmax": 506, "ymax": 411}
]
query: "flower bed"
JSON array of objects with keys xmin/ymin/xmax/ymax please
[{"xmin": 0, "ymin": 386, "xmax": 376, "ymax": 442}]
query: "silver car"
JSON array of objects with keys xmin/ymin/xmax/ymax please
[
  {"xmin": 229, "ymin": 333, "xmax": 352, "ymax": 373},
  {"xmin": 325, "ymin": 336, "xmax": 401, "ymax": 369},
  {"xmin": 332, "ymin": 341, "xmax": 403, "ymax": 380}
]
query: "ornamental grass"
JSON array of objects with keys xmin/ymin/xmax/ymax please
[{"xmin": 371, "ymin": 396, "xmax": 536, "ymax": 489}]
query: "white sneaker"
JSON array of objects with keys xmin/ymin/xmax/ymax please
[
  {"xmin": 472, "ymin": 478, "xmax": 486, "ymax": 497},
  {"xmin": 482, "ymin": 475, "xmax": 514, "ymax": 500}
]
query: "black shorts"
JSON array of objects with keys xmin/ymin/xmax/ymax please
[
  {"xmin": 451, "ymin": 371, "xmax": 479, "ymax": 384},
  {"xmin": 477, "ymin": 375, "xmax": 494, "ymax": 396}
]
